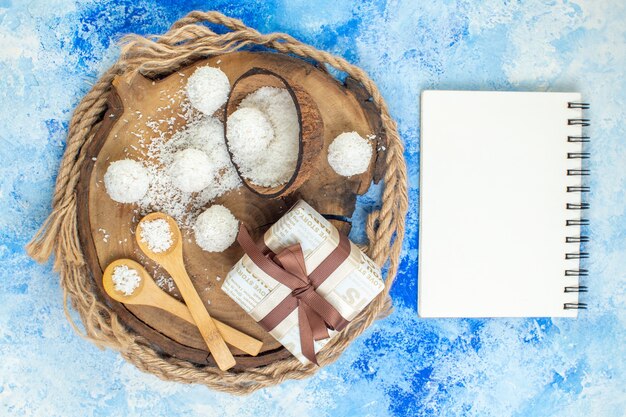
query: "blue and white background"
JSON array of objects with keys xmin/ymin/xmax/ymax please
[{"xmin": 1, "ymin": 1, "xmax": 624, "ymax": 416}]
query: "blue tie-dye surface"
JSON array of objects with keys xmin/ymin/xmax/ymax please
[{"xmin": 1, "ymin": 1, "xmax": 624, "ymax": 416}]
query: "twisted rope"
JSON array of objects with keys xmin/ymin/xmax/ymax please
[{"xmin": 26, "ymin": 11, "xmax": 408, "ymax": 394}]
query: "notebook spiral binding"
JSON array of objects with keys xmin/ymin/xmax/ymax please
[{"xmin": 564, "ymin": 101, "xmax": 590, "ymax": 310}]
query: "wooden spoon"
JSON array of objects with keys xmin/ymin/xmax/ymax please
[
  {"xmin": 102, "ymin": 259, "xmax": 262, "ymax": 356},
  {"xmin": 136, "ymin": 212, "xmax": 236, "ymax": 371}
]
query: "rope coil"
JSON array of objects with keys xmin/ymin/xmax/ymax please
[{"xmin": 26, "ymin": 11, "xmax": 408, "ymax": 394}]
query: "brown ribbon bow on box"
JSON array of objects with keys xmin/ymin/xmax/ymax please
[{"xmin": 237, "ymin": 224, "xmax": 351, "ymax": 365}]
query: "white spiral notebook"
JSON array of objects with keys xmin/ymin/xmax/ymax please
[{"xmin": 418, "ymin": 91, "xmax": 589, "ymax": 318}]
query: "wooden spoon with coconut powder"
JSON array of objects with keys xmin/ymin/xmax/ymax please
[
  {"xmin": 103, "ymin": 258, "xmax": 262, "ymax": 356},
  {"xmin": 136, "ymin": 212, "xmax": 236, "ymax": 371}
]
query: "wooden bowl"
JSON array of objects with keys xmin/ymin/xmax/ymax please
[{"xmin": 224, "ymin": 67, "xmax": 324, "ymax": 198}]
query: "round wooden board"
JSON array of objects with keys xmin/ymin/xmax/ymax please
[{"xmin": 77, "ymin": 52, "xmax": 386, "ymax": 369}]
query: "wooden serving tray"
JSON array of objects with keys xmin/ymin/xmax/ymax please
[{"xmin": 77, "ymin": 52, "xmax": 386, "ymax": 369}]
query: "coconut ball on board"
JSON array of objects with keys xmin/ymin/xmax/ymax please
[
  {"xmin": 194, "ymin": 205, "xmax": 239, "ymax": 252},
  {"xmin": 186, "ymin": 116, "xmax": 233, "ymax": 169},
  {"xmin": 327, "ymin": 131, "xmax": 373, "ymax": 177},
  {"xmin": 167, "ymin": 148, "xmax": 213, "ymax": 193},
  {"xmin": 186, "ymin": 66, "xmax": 231, "ymax": 115},
  {"xmin": 162, "ymin": 117, "xmax": 238, "ymax": 187},
  {"xmin": 104, "ymin": 159, "xmax": 150, "ymax": 204}
]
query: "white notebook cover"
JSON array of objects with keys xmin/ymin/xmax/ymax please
[{"xmin": 418, "ymin": 91, "xmax": 586, "ymax": 318}]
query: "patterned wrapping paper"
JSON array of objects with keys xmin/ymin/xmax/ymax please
[{"xmin": 222, "ymin": 200, "xmax": 384, "ymax": 364}]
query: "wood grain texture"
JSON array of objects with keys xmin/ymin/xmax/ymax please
[{"xmin": 76, "ymin": 52, "xmax": 386, "ymax": 368}]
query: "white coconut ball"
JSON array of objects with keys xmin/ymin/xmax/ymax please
[
  {"xmin": 194, "ymin": 205, "xmax": 239, "ymax": 252},
  {"xmin": 236, "ymin": 87, "xmax": 300, "ymax": 187},
  {"xmin": 186, "ymin": 66, "xmax": 231, "ymax": 115},
  {"xmin": 227, "ymin": 107, "xmax": 274, "ymax": 164},
  {"xmin": 104, "ymin": 159, "xmax": 150, "ymax": 204},
  {"xmin": 167, "ymin": 148, "xmax": 213, "ymax": 193},
  {"xmin": 187, "ymin": 116, "xmax": 232, "ymax": 168},
  {"xmin": 327, "ymin": 132, "xmax": 373, "ymax": 177}
]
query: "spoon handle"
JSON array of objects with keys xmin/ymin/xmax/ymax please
[
  {"xmin": 149, "ymin": 290, "xmax": 263, "ymax": 356},
  {"xmin": 151, "ymin": 291, "xmax": 195, "ymax": 323},
  {"xmin": 163, "ymin": 258, "xmax": 236, "ymax": 371},
  {"xmin": 213, "ymin": 319, "xmax": 264, "ymax": 356}
]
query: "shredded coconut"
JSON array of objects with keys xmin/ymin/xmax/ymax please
[
  {"xmin": 193, "ymin": 205, "xmax": 239, "ymax": 252},
  {"xmin": 186, "ymin": 66, "xmax": 231, "ymax": 115},
  {"xmin": 98, "ymin": 228, "xmax": 110, "ymax": 243},
  {"xmin": 140, "ymin": 218, "xmax": 173, "ymax": 253},
  {"xmin": 232, "ymin": 87, "xmax": 300, "ymax": 187},
  {"xmin": 167, "ymin": 148, "xmax": 213, "ymax": 193},
  {"xmin": 327, "ymin": 131, "xmax": 373, "ymax": 177},
  {"xmin": 140, "ymin": 116, "xmax": 241, "ymax": 227},
  {"xmin": 112, "ymin": 265, "xmax": 142, "ymax": 296},
  {"xmin": 227, "ymin": 107, "xmax": 274, "ymax": 170},
  {"xmin": 104, "ymin": 159, "xmax": 150, "ymax": 203},
  {"xmin": 155, "ymin": 274, "xmax": 176, "ymax": 293}
]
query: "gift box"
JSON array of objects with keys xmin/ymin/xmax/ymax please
[{"xmin": 222, "ymin": 200, "xmax": 384, "ymax": 364}]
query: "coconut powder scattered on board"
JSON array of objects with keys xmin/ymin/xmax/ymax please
[
  {"xmin": 102, "ymin": 78, "xmax": 301, "ymax": 231},
  {"xmin": 327, "ymin": 131, "xmax": 373, "ymax": 177},
  {"xmin": 193, "ymin": 205, "xmax": 239, "ymax": 252},
  {"xmin": 112, "ymin": 265, "xmax": 142, "ymax": 296},
  {"xmin": 140, "ymin": 218, "xmax": 173, "ymax": 253},
  {"xmin": 140, "ymin": 116, "xmax": 241, "ymax": 227}
]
